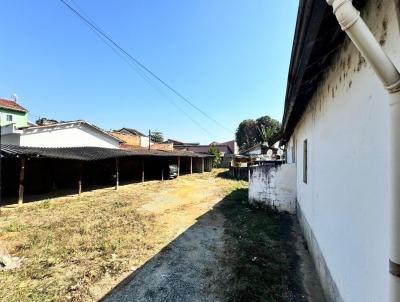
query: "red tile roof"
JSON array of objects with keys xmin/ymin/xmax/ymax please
[{"xmin": 0, "ymin": 98, "xmax": 28, "ymax": 112}]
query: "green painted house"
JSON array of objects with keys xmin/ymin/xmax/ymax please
[{"xmin": 0, "ymin": 98, "xmax": 28, "ymax": 128}]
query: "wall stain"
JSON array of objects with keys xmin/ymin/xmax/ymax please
[
  {"xmin": 379, "ymin": 16, "xmax": 388, "ymax": 46},
  {"xmin": 357, "ymin": 53, "xmax": 367, "ymax": 72}
]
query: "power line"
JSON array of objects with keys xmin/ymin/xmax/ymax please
[
  {"xmin": 59, "ymin": 0, "xmax": 233, "ymax": 135},
  {"xmin": 63, "ymin": 0, "xmax": 215, "ymax": 139}
]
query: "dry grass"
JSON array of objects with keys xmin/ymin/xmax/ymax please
[{"xmin": 0, "ymin": 170, "xmax": 245, "ymax": 302}]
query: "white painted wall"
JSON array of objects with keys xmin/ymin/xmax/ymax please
[
  {"xmin": 287, "ymin": 1, "xmax": 400, "ymax": 300},
  {"xmin": 1, "ymin": 124, "xmax": 22, "ymax": 145},
  {"xmin": 140, "ymin": 136, "xmax": 150, "ymax": 148},
  {"xmin": 233, "ymin": 141, "xmax": 239, "ymax": 155},
  {"xmin": 249, "ymin": 164, "xmax": 297, "ymax": 214},
  {"xmin": 20, "ymin": 123, "xmax": 120, "ymax": 148},
  {"xmin": 2, "ymin": 134, "xmax": 20, "ymax": 145}
]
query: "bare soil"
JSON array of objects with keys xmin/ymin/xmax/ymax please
[{"xmin": 0, "ymin": 169, "xmax": 324, "ymax": 302}]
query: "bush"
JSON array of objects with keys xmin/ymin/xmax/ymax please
[{"xmin": 209, "ymin": 145, "xmax": 222, "ymax": 168}]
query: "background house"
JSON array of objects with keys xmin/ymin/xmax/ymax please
[
  {"xmin": 2, "ymin": 120, "xmax": 123, "ymax": 148},
  {"xmin": 0, "ymin": 97, "xmax": 28, "ymax": 128},
  {"xmin": 172, "ymin": 140, "xmax": 238, "ymax": 155},
  {"xmin": 113, "ymin": 128, "xmax": 174, "ymax": 151},
  {"xmin": 112, "ymin": 128, "xmax": 150, "ymax": 148},
  {"xmin": 240, "ymin": 141, "xmax": 283, "ymax": 160},
  {"xmin": 171, "ymin": 140, "xmax": 238, "ymax": 167},
  {"xmin": 241, "ymin": 143, "xmax": 262, "ymax": 155}
]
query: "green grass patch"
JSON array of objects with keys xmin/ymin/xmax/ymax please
[{"xmin": 221, "ymin": 188, "xmax": 303, "ymax": 302}]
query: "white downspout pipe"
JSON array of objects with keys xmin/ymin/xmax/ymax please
[{"xmin": 326, "ymin": 0, "xmax": 400, "ymax": 300}]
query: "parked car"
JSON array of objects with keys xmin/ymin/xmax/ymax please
[{"xmin": 168, "ymin": 164, "xmax": 178, "ymax": 179}]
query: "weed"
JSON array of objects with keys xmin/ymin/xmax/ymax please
[{"xmin": 220, "ymin": 188, "xmax": 304, "ymax": 301}]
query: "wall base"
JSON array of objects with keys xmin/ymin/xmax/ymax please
[{"xmin": 296, "ymin": 201, "xmax": 344, "ymax": 302}]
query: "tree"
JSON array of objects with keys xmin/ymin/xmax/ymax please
[
  {"xmin": 235, "ymin": 116, "xmax": 281, "ymax": 151},
  {"xmin": 209, "ymin": 145, "xmax": 222, "ymax": 168},
  {"xmin": 235, "ymin": 119, "xmax": 259, "ymax": 151},
  {"xmin": 150, "ymin": 131, "xmax": 164, "ymax": 143},
  {"xmin": 256, "ymin": 116, "xmax": 281, "ymax": 144}
]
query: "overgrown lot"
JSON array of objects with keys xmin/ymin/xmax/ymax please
[
  {"xmin": 0, "ymin": 170, "xmax": 321, "ymax": 302},
  {"xmin": 0, "ymin": 171, "xmax": 246, "ymax": 301},
  {"xmin": 0, "ymin": 190, "xmax": 159, "ymax": 301}
]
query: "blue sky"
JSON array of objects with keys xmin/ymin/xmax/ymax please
[{"xmin": 0, "ymin": 1, "xmax": 298, "ymax": 144}]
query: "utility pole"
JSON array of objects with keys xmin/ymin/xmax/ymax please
[
  {"xmin": 148, "ymin": 129, "xmax": 151, "ymax": 150},
  {"xmin": 0, "ymin": 113, "xmax": 2, "ymax": 205}
]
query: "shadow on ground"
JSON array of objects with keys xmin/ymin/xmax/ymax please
[
  {"xmin": 0, "ymin": 178, "xmax": 170, "ymax": 207},
  {"xmin": 215, "ymin": 170, "xmax": 234, "ymax": 180},
  {"xmin": 100, "ymin": 188, "xmax": 324, "ymax": 302}
]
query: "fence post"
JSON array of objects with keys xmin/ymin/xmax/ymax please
[
  {"xmin": 115, "ymin": 158, "xmax": 119, "ymax": 190},
  {"xmin": 18, "ymin": 158, "xmax": 26, "ymax": 205}
]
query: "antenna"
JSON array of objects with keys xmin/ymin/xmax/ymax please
[{"xmin": 11, "ymin": 93, "xmax": 18, "ymax": 103}]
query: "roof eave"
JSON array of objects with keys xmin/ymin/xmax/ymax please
[
  {"xmin": 281, "ymin": 0, "xmax": 365, "ymax": 142},
  {"xmin": 282, "ymin": 0, "xmax": 330, "ymax": 142},
  {"xmin": 0, "ymin": 105, "xmax": 28, "ymax": 113}
]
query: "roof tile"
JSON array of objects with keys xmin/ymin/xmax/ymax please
[{"xmin": 0, "ymin": 98, "xmax": 28, "ymax": 112}]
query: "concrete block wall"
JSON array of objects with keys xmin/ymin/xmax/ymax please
[{"xmin": 248, "ymin": 164, "xmax": 297, "ymax": 214}]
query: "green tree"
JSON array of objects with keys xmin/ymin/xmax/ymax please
[
  {"xmin": 209, "ymin": 145, "xmax": 222, "ymax": 168},
  {"xmin": 235, "ymin": 116, "xmax": 281, "ymax": 151},
  {"xmin": 256, "ymin": 116, "xmax": 281, "ymax": 144},
  {"xmin": 235, "ymin": 119, "xmax": 259, "ymax": 151},
  {"xmin": 150, "ymin": 131, "xmax": 164, "ymax": 143}
]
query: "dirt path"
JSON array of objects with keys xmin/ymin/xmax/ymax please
[
  {"xmin": 102, "ymin": 206, "xmax": 229, "ymax": 302},
  {"xmin": 101, "ymin": 172, "xmax": 325, "ymax": 302},
  {"xmin": 101, "ymin": 173, "xmax": 237, "ymax": 301}
]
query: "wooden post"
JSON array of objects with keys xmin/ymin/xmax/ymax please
[
  {"xmin": 177, "ymin": 156, "xmax": 180, "ymax": 177},
  {"xmin": 78, "ymin": 162, "xmax": 83, "ymax": 196},
  {"xmin": 18, "ymin": 158, "xmax": 26, "ymax": 205},
  {"xmin": 161, "ymin": 168, "xmax": 164, "ymax": 181},
  {"xmin": 115, "ymin": 158, "xmax": 119, "ymax": 190},
  {"xmin": 78, "ymin": 179, "xmax": 82, "ymax": 196},
  {"xmin": 190, "ymin": 157, "xmax": 193, "ymax": 174},
  {"xmin": 142, "ymin": 158, "xmax": 145, "ymax": 183},
  {"xmin": 201, "ymin": 158, "xmax": 204, "ymax": 173}
]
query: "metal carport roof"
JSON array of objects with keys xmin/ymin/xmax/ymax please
[{"xmin": 0, "ymin": 145, "xmax": 213, "ymax": 161}]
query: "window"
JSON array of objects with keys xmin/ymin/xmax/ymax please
[
  {"xmin": 303, "ymin": 139, "xmax": 308, "ymax": 184},
  {"xmin": 291, "ymin": 146, "xmax": 296, "ymax": 164},
  {"xmin": 292, "ymin": 138, "xmax": 297, "ymax": 163},
  {"xmin": 6, "ymin": 114, "xmax": 13, "ymax": 122}
]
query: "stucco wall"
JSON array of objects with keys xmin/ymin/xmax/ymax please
[
  {"xmin": 0, "ymin": 109, "xmax": 28, "ymax": 128},
  {"xmin": 151, "ymin": 143, "xmax": 174, "ymax": 151},
  {"xmin": 20, "ymin": 124, "xmax": 120, "ymax": 148},
  {"xmin": 1, "ymin": 134, "xmax": 21, "ymax": 145},
  {"xmin": 286, "ymin": 1, "xmax": 400, "ymax": 301},
  {"xmin": 140, "ymin": 136, "xmax": 150, "ymax": 148},
  {"xmin": 249, "ymin": 164, "xmax": 297, "ymax": 214},
  {"xmin": 112, "ymin": 132, "xmax": 141, "ymax": 146}
]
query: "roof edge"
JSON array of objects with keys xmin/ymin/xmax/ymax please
[{"xmin": 24, "ymin": 120, "xmax": 125, "ymax": 143}]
